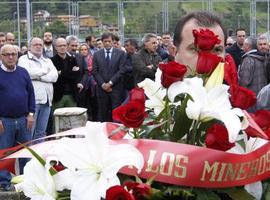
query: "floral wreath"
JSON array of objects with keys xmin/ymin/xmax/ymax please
[{"xmin": 1, "ymin": 28, "xmax": 269, "ymax": 200}]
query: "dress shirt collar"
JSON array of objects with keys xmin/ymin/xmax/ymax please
[
  {"xmin": 27, "ymin": 51, "xmax": 46, "ymax": 62},
  {"xmin": 44, "ymin": 45, "xmax": 53, "ymax": 52},
  {"xmin": 1, "ymin": 64, "xmax": 16, "ymax": 72},
  {"xmin": 104, "ymin": 47, "xmax": 113, "ymax": 54}
]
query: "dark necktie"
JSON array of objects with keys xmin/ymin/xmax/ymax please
[{"xmin": 106, "ymin": 50, "xmax": 111, "ymax": 66}]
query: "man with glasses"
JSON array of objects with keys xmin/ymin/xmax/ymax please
[
  {"xmin": 0, "ymin": 44, "xmax": 35, "ymax": 191},
  {"xmin": 51, "ymin": 37, "xmax": 81, "ymax": 110},
  {"xmin": 18, "ymin": 37, "xmax": 58, "ymax": 140},
  {"xmin": 225, "ymin": 36, "xmax": 235, "ymax": 49}
]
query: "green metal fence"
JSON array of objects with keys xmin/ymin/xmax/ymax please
[{"xmin": 0, "ymin": 0, "xmax": 269, "ymax": 47}]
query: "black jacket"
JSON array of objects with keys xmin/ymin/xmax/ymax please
[
  {"xmin": 51, "ymin": 54, "xmax": 81, "ymax": 102},
  {"xmin": 226, "ymin": 43, "xmax": 244, "ymax": 69},
  {"xmin": 131, "ymin": 48, "xmax": 162, "ymax": 84}
]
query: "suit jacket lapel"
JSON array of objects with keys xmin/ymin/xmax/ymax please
[{"xmin": 110, "ymin": 49, "xmax": 116, "ymax": 67}]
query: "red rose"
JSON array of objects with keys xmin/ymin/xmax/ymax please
[
  {"xmin": 245, "ymin": 110, "xmax": 270, "ymax": 138},
  {"xmin": 113, "ymin": 101, "xmax": 147, "ymax": 128},
  {"xmin": 124, "ymin": 182, "xmax": 151, "ymax": 200},
  {"xmin": 159, "ymin": 61, "xmax": 187, "ymax": 88},
  {"xmin": 205, "ymin": 124, "xmax": 235, "ymax": 151},
  {"xmin": 130, "ymin": 87, "xmax": 146, "ymax": 104},
  {"xmin": 106, "ymin": 185, "xmax": 135, "ymax": 200},
  {"xmin": 229, "ymin": 84, "xmax": 257, "ymax": 110},
  {"xmin": 224, "ymin": 54, "xmax": 238, "ymax": 85},
  {"xmin": 196, "ymin": 51, "xmax": 222, "ymax": 74},
  {"xmin": 52, "ymin": 163, "xmax": 65, "ymax": 172},
  {"xmin": 193, "ymin": 29, "xmax": 221, "ymax": 51}
]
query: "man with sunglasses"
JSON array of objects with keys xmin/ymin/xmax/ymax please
[{"xmin": 0, "ymin": 44, "xmax": 35, "ymax": 191}]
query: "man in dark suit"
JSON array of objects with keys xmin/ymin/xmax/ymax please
[{"xmin": 92, "ymin": 32, "xmax": 126, "ymax": 122}]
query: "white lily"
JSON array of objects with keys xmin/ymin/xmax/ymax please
[
  {"xmin": 54, "ymin": 122, "xmax": 144, "ymax": 200},
  {"xmin": 168, "ymin": 77, "xmax": 242, "ymax": 143},
  {"xmin": 14, "ymin": 158, "xmax": 57, "ymax": 200},
  {"xmin": 228, "ymin": 135, "xmax": 268, "ymax": 200},
  {"xmin": 205, "ymin": 62, "xmax": 225, "ymax": 91},
  {"xmin": 138, "ymin": 69, "xmax": 166, "ymax": 115}
]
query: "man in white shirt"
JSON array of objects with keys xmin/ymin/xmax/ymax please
[{"xmin": 18, "ymin": 37, "xmax": 58, "ymax": 140}]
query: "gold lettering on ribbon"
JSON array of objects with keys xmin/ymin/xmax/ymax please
[
  {"xmin": 266, "ymin": 151, "xmax": 270, "ymax": 172},
  {"xmin": 160, "ymin": 152, "xmax": 175, "ymax": 176},
  {"xmin": 236, "ymin": 162, "xmax": 250, "ymax": 180},
  {"xmin": 258, "ymin": 154, "xmax": 266, "ymax": 175},
  {"xmin": 217, "ymin": 162, "xmax": 227, "ymax": 182},
  {"xmin": 145, "ymin": 150, "xmax": 159, "ymax": 173},
  {"xmin": 200, "ymin": 161, "xmax": 219, "ymax": 182},
  {"xmin": 223, "ymin": 163, "xmax": 239, "ymax": 181},
  {"xmin": 248, "ymin": 159, "xmax": 259, "ymax": 178},
  {"xmin": 174, "ymin": 155, "xmax": 188, "ymax": 178}
]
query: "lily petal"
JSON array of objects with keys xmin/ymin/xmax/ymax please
[
  {"xmin": 244, "ymin": 181, "xmax": 262, "ymax": 200},
  {"xmin": 15, "ymin": 158, "xmax": 57, "ymax": 200}
]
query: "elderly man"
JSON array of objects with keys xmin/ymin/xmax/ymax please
[
  {"xmin": 0, "ymin": 44, "xmax": 35, "ymax": 190},
  {"xmin": 18, "ymin": 37, "xmax": 58, "ymax": 140},
  {"xmin": 51, "ymin": 37, "xmax": 81, "ymax": 109},
  {"xmin": 132, "ymin": 33, "xmax": 162, "ymax": 85},
  {"xmin": 238, "ymin": 36, "xmax": 269, "ymax": 111}
]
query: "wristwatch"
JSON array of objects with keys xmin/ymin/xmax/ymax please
[{"xmin": 109, "ymin": 81, "xmax": 113, "ymax": 86}]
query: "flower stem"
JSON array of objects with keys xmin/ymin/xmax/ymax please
[
  {"xmin": 164, "ymin": 92, "xmax": 170, "ymax": 135},
  {"xmin": 133, "ymin": 128, "xmax": 139, "ymax": 138},
  {"xmin": 190, "ymin": 120, "xmax": 199, "ymax": 145}
]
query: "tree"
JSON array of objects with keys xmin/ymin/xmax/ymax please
[{"xmin": 44, "ymin": 20, "xmax": 68, "ymax": 37}]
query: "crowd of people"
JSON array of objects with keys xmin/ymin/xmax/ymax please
[
  {"xmin": 0, "ymin": 11, "xmax": 269, "ymax": 191},
  {"xmin": 226, "ymin": 28, "xmax": 270, "ymax": 111}
]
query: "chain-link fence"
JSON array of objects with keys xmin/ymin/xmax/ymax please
[{"xmin": 0, "ymin": 0, "xmax": 270, "ymax": 47}]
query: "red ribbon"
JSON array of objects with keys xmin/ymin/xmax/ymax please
[
  {"xmin": 0, "ymin": 123, "xmax": 269, "ymax": 188},
  {"xmin": 113, "ymin": 139, "xmax": 270, "ymax": 188}
]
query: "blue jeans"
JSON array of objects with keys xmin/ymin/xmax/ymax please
[
  {"xmin": 32, "ymin": 104, "xmax": 51, "ymax": 140},
  {"xmin": 0, "ymin": 116, "xmax": 31, "ymax": 187}
]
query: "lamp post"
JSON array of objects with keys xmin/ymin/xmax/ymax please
[
  {"xmin": 13, "ymin": 11, "xmax": 16, "ymax": 33},
  {"xmin": 237, "ymin": 15, "xmax": 241, "ymax": 28},
  {"xmin": 17, "ymin": 0, "xmax": 21, "ymax": 48}
]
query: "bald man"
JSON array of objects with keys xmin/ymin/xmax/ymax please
[
  {"xmin": 51, "ymin": 38, "xmax": 81, "ymax": 110},
  {"xmin": 6, "ymin": 32, "xmax": 15, "ymax": 45}
]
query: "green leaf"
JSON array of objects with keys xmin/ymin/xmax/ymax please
[
  {"xmin": 218, "ymin": 188, "xmax": 255, "ymax": 200},
  {"xmin": 140, "ymin": 121, "xmax": 167, "ymax": 139},
  {"xmin": 194, "ymin": 189, "xmax": 220, "ymax": 200},
  {"xmin": 171, "ymin": 95, "xmax": 192, "ymax": 142},
  {"xmin": 18, "ymin": 142, "xmax": 58, "ymax": 176}
]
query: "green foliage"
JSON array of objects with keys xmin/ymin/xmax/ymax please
[
  {"xmin": 45, "ymin": 20, "xmax": 68, "ymax": 36},
  {"xmin": 171, "ymin": 95, "xmax": 192, "ymax": 142}
]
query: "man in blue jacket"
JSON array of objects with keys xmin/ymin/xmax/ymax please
[{"xmin": 0, "ymin": 44, "xmax": 35, "ymax": 191}]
